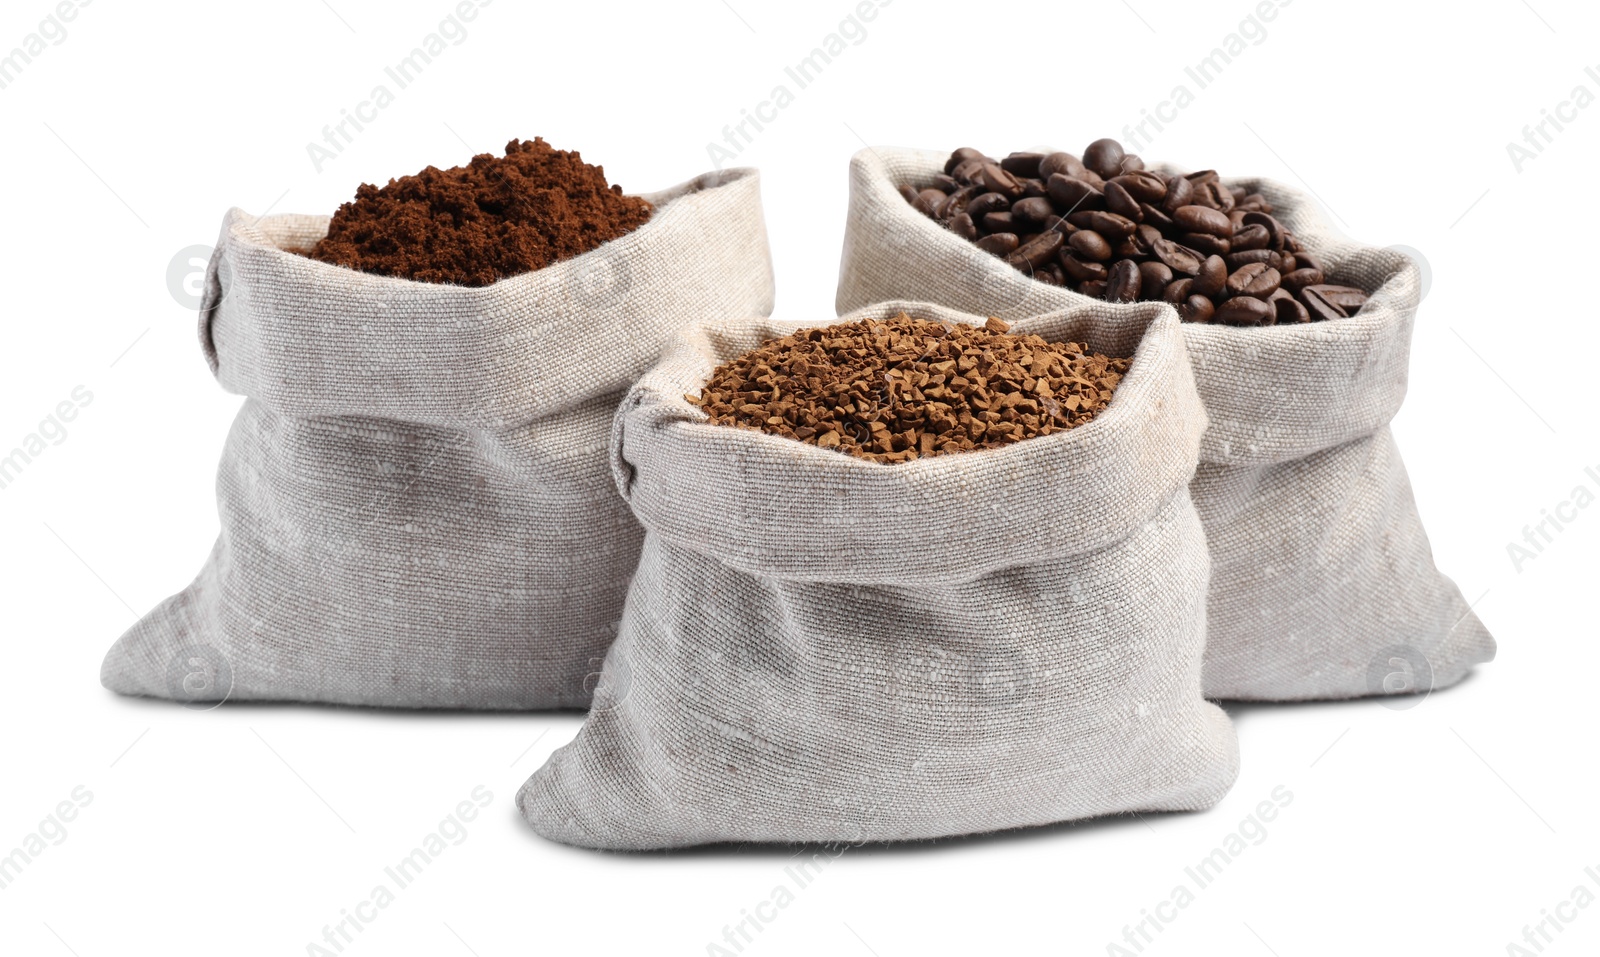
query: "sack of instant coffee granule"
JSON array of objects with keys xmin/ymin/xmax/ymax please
[
  {"xmin": 101, "ymin": 167, "xmax": 774, "ymax": 709},
  {"xmin": 836, "ymin": 146, "xmax": 1494, "ymax": 701},
  {"xmin": 517, "ymin": 300, "xmax": 1239, "ymax": 849}
]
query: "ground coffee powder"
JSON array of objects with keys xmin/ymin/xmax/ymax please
[
  {"xmin": 689, "ymin": 313, "xmax": 1130, "ymax": 464},
  {"xmin": 304, "ymin": 138, "xmax": 654, "ymax": 286}
]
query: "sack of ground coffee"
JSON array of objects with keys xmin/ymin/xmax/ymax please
[
  {"xmin": 517, "ymin": 300, "xmax": 1239, "ymax": 849},
  {"xmin": 836, "ymin": 146, "xmax": 1495, "ymax": 701},
  {"xmin": 101, "ymin": 166, "xmax": 774, "ymax": 709}
]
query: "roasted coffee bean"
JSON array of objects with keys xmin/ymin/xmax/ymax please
[
  {"xmin": 1138, "ymin": 261, "xmax": 1173, "ymax": 300},
  {"xmin": 1111, "ymin": 170, "xmax": 1167, "ymax": 204},
  {"xmin": 1058, "ymin": 252, "xmax": 1108, "ymax": 282},
  {"xmin": 1184, "ymin": 233, "xmax": 1231, "ymax": 256},
  {"xmin": 945, "ymin": 147, "xmax": 986, "ymax": 174},
  {"xmin": 1047, "ymin": 174, "xmax": 1104, "ymax": 212},
  {"xmin": 1011, "ymin": 196, "xmax": 1056, "ymax": 227},
  {"xmin": 1271, "ymin": 289, "xmax": 1310, "ymax": 324},
  {"xmin": 978, "ymin": 162, "xmax": 1023, "ymax": 198},
  {"xmin": 1151, "ymin": 238, "xmax": 1204, "ymax": 275},
  {"xmin": 1039, "ymin": 151, "xmax": 1087, "ymax": 179},
  {"xmin": 982, "ymin": 211, "xmax": 1015, "ymax": 233},
  {"xmin": 1106, "ymin": 259, "xmax": 1142, "ymax": 302},
  {"xmin": 1216, "ymin": 296, "xmax": 1274, "ymax": 326},
  {"xmin": 1300, "ymin": 286, "xmax": 1346, "ymax": 322},
  {"xmin": 1083, "ymin": 138, "xmax": 1126, "ymax": 178},
  {"xmin": 1179, "ymin": 295, "xmax": 1215, "ymax": 324},
  {"xmin": 1173, "ymin": 205, "xmax": 1234, "ymax": 237},
  {"xmin": 976, "ymin": 232, "xmax": 1020, "ymax": 256},
  {"xmin": 1079, "ymin": 210, "xmax": 1138, "ymax": 238},
  {"xmin": 1242, "ymin": 211, "xmax": 1283, "ymax": 250},
  {"xmin": 1305, "ymin": 284, "xmax": 1369, "ymax": 312},
  {"xmin": 1000, "ymin": 152, "xmax": 1045, "ymax": 178},
  {"xmin": 966, "ymin": 192, "xmax": 1010, "ymax": 222},
  {"xmin": 1225, "ymin": 248, "xmax": 1277, "ymax": 271},
  {"xmin": 1231, "ymin": 223, "xmax": 1271, "ymax": 252},
  {"xmin": 912, "ymin": 189, "xmax": 946, "ymax": 217},
  {"xmin": 1069, "ymin": 229, "xmax": 1114, "ymax": 262},
  {"xmin": 1192, "ymin": 255, "xmax": 1228, "ymax": 298},
  {"xmin": 1280, "ymin": 267, "xmax": 1324, "ymax": 295},
  {"xmin": 1104, "ymin": 181, "xmax": 1144, "ymax": 221},
  {"xmin": 916, "ymin": 141, "xmax": 1349, "ymax": 325},
  {"xmin": 1140, "ymin": 203, "xmax": 1175, "ymax": 230},
  {"xmin": 1226, "ymin": 263, "xmax": 1282, "ymax": 299},
  {"xmin": 1007, "ymin": 231, "xmax": 1065, "ymax": 269},
  {"xmin": 1162, "ymin": 174, "xmax": 1194, "ymax": 213}
]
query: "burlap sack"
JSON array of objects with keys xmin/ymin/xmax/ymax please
[
  {"xmin": 836, "ymin": 146, "xmax": 1495, "ymax": 701},
  {"xmin": 101, "ymin": 168, "xmax": 775, "ymax": 709},
  {"xmin": 517, "ymin": 300, "xmax": 1239, "ymax": 849}
]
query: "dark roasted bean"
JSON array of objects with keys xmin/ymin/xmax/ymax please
[
  {"xmin": 1226, "ymin": 263, "xmax": 1282, "ymax": 299},
  {"xmin": 1242, "ymin": 211, "xmax": 1283, "ymax": 250},
  {"xmin": 1225, "ymin": 248, "xmax": 1276, "ymax": 271},
  {"xmin": 1216, "ymin": 296, "xmax": 1274, "ymax": 326},
  {"xmin": 1104, "ymin": 181, "xmax": 1144, "ymax": 221},
  {"xmin": 1292, "ymin": 250, "xmax": 1324, "ymax": 274},
  {"xmin": 1106, "ymin": 259, "xmax": 1142, "ymax": 302},
  {"xmin": 1111, "ymin": 170, "xmax": 1167, "ymax": 203},
  {"xmin": 1164, "ymin": 277, "xmax": 1194, "ymax": 304},
  {"xmin": 912, "ymin": 189, "xmax": 946, "ymax": 217},
  {"xmin": 1000, "ymin": 152, "xmax": 1045, "ymax": 178},
  {"xmin": 1280, "ymin": 267, "xmax": 1324, "ymax": 295},
  {"xmin": 1011, "ymin": 196, "xmax": 1056, "ymax": 227},
  {"xmin": 1118, "ymin": 154, "xmax": 1145, "ymax": 173},
  {"xmin": 1140, "ymin": 203, "xmax": 1175, "ymax": 230},
  {"xmin": 967, "ymin": 192, "xmax": 1011, "ymax": 222},
  {"xmin": 1162, "ymin": 173, "xmax": 1194, "ymax": 213},
  {"xmin": 945, "ymin": 147, "xmax": 985, "ymax": 174},
  {"xmin": 1069, "ymin": 229, "xmax": 1114, "ymax": 262},
  {"xmin": 1151, "ymin": 238, "xmax": 1204, "ymax": 275},
  {"xmin": 979, "ymin": 162, "xmax": 1023, "ymax": 198},
  {"xmin": 898, "ymin": 184, "xmax": 919, "ymax": 204},
  {"xmin": 948, "ymin": 212, "xmax": 978, "ymax": 240},
  {"xmin": 1179, "ymin": 295, "xmax": 1215, "ymax": 323},
  {"xmin": 1039, "ymin": 151, "xmax": 1087, "ymax": 179},
  {"xmin": 1138, "ymin": 261, "xmax": 1173, "ymax": 300},
  {"xmin": 1079, "ymin": 279, "xmax": 1108, "ymax": 298},
  {"xmin": 1300, "ymin": 286, "xmax": 1346, "ymax": 321},
  {"xmin": 1174, "ymin": 205, "xmax": 1235, "ymax": 237},
  {"xmin": 976, "ymin": 232, "xmax": 1020, "ymax": 256},
  {"xmin": 931, "ymin": 173, "xmax": 960, "ymax": 193},
  {"xmin": 1036, "ymin": 262, "xmax": 1065, "ymax": 286},
  {"xmin": 1006, "ymin": 231, "xmax": 1065, "ymax": 269},
  {"xmin": 1058, "ymin": 252, "xmax": 1108, "ymax": 282},
  {"xmin": 1083, "ymin": 138, "xmax": 1126, "ymax": 178},
  {"xmin": 1080, "ymin": 210, "xmax": 1138, "ymax": 238},
  {"xmin": 1271, "ymin": 289, "xmax": 1310, "ymax": 324},
  {"xmin": 1304, "ymin": 284, "xmax": 1369, "ymax": 313},
  {"xmin": 1047, "ymin": 174, "xmax": 1104, "ymax": 212},
  {"xmin": 1192, "ymin": 255, "xmax": 1228, "ymax": 298},
  {"xmin": 1184, "ymin": 233, "xmax": 1231, "ymax": 256},
  {"xmin": 982, "ymin": 211, "xmax": 1015, "ymax": 233},
  {"xmin": 1231, "ymin": 223, "xmax": 1271, "ymax": 251}
]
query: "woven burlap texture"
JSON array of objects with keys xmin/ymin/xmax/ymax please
[
  {"xmin": 835, "ymin": 146, "xmax": 1495, "ymax": 701},
  {"xmin": 101, "ymin": 168, "xmax": 775, "ymax": 709},
  {"xmin": 517, "ymin": 300, "xmax": 1239, "ymax": 849}
]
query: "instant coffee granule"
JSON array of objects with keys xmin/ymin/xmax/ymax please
[
  {"xmin": 689, "ymin": 313, "xmax": 1130, "ymax": 464},
  {"xmin": 304, "ymin": 138, "xmax": 654, "ymax": 286}
]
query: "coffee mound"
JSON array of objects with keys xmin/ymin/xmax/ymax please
[
  {"xmin": 304, "ymin": 137, "xmax": 654, "ymax": 287},
  {"xmin": 690, "ymin": 314, "xmax": 1130, "ymax": 464},
  {"xmin": 907, "ymin": 139, "xmax": 1368, "ymax": 326}
]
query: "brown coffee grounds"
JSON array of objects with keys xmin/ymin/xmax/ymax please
[
  {"xmin": 689, "ymin": 313, "xmax": 1131, "ymax": 464},
  {"xmin": 303, "ymin": 138, "xmax": 654, "ymax": 286}
]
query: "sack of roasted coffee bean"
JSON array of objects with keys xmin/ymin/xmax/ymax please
[
  {"xmin": 101, "ymin": 161, "xmax": 775, "ymax": 709},
  {"xmin": 517, "ymin": 300, "xmax": 1239, "ymax": 849},
  {"xmin": 836, "ymin": 144, "xmax": 1494, "ymax": 701}
]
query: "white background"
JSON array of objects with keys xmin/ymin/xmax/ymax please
[{"xmin": 1, "ymin": 0, "xmax": 1596, "ymax": 954}]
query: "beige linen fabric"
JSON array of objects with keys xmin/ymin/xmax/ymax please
[
  {"xmin": 836, "ymin": 146, "xmax": 1494, "ymax": 701},
  {"xmin": 518, "ymin": 300, "xmax": 1239, "ymax": 849},
  {"xmin": 101, "ymin": 168, "xmax": 775, "ymax": 709}
]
